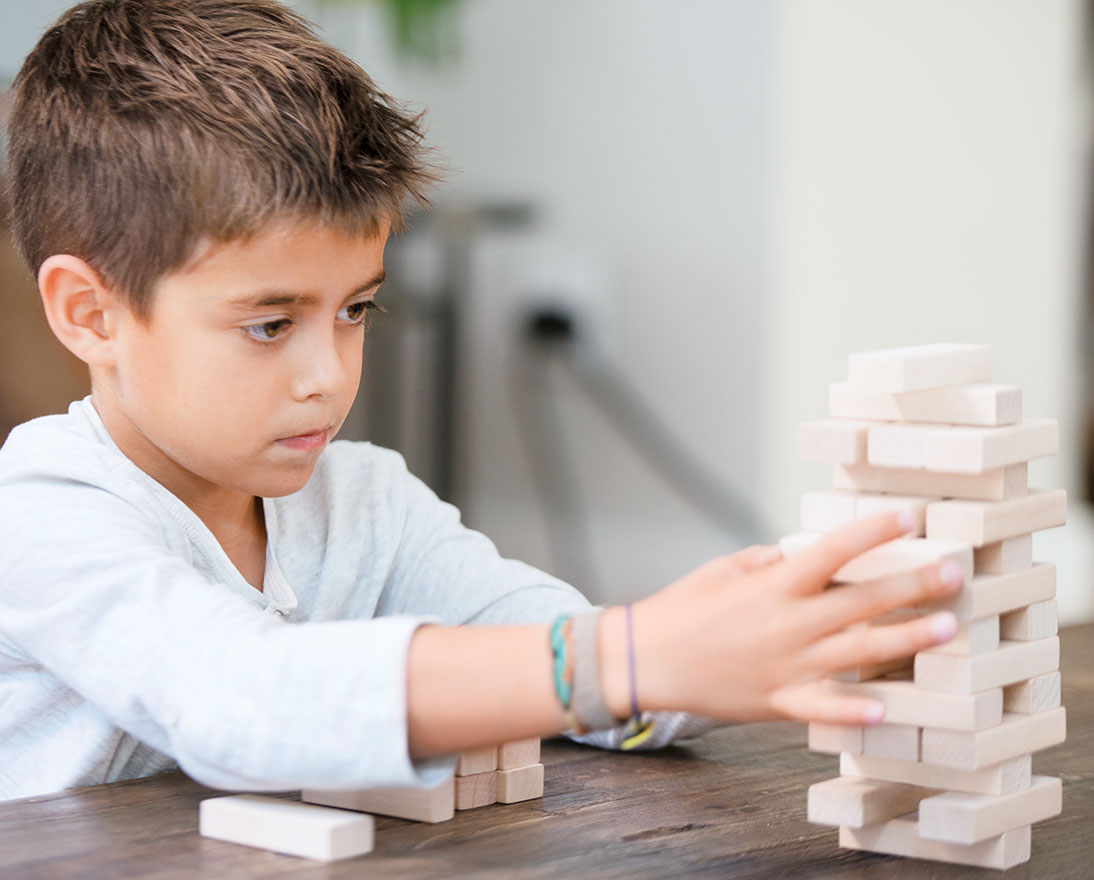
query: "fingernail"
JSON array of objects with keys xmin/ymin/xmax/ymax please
[
  {"xmin": 939, "ymin": 561, "xmax": 964, "ymax": 589},
  {"xmin": 897, "ymin": 511, "xmax": 917, "ymax": 533},
  {"xmin": 863, "ymin": 702, "xmax": 885, "ymax": 724},
  {"xmin": 930, "ymin": 611, "xmax": 958, "ymax": 642}
]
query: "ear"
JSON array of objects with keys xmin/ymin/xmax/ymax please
[{"xmin": 37, "ymin": 255, "xmax": 125, "ymax": 368}]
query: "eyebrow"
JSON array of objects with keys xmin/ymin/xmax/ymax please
[{"xmin": 229, "ymin": 269, "xmax": 387, "ymax": 308}]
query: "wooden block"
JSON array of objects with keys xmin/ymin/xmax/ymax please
[
  {"xmin": 808, "ymin": 777, "xmax": 934, "ymax": 828},
  {"xmin": 914, "ymin": 637, "xmax": 1059, "ymax": 694},
  {"xmin": 799, "ymin": 419, "xmax": 871, "ymax": 464},
  {"xmin": 302, "ymin": 776, "xmax": 455, "ymax": 824},
  {"xmin": 862, "ymin": 723, "xmax": 920, "ymax": 761},
  {"xmin": 925, "ymin": 488, "xmax": 1067, "ymax": 547},
  {"xmin": 807, "ymin": 721, "xmax": 864, "ymax": 755},
  {"xmin": 829, "ymin": 381, "xmax": 1022, "ymax": 426},
  {"xmin": 823, "ymin": 679, "xmax": 1001, "ymax": 731},
  {"xmin": 199, "ymin": 795, "xmax": 374, "ymax": 861},
  {"xmin": 921, "ymin": 707, "xmax": 1066, "ymax": 771},
  {"xmin": 1000, "ymin": 599, "xmax": 1058, "ymax": 641},
  {"xmin": 974, "ymin": 534, "xmax": 1033, "ymax": 574},
  {"xmin": 853, "ymin": 493, "xmax": 935, "ymax": 537},
  {"xmin": 921, "ymin": 615, "xmax": 999, "ymax": 657},
  {"xmin": 498, "ymin": 738, "xmax": 541, "ymax": 770},
  {"xmin": 456, "ymin": 746, "xmax": 498, "ymax": 776},
  {"xmin": 840, "ymin": 752, "xmax": 1031, "ymax": 796},
  {"xmin": 846, "ymin": 343, "xmax": 992, "ymax": 393},
  {"xmin": 924, "ymin": 562, "xmax": 1055, "ymax": 621},
  {"xmin": 455, "ymin": 771, "xmax": 497, "ymax": 810},
  {"xmin": 924, "ymin": 419, "xmax": 1058, "ymax": 474},
  {"xmin": 778, "ymin": 533, "xmax": 972, "ymax": 585},
  {"xmin": 800, "ymin": 490, "xmax": 857, "ymax": 532},
  {"xmin": 496, "ymin": 763, "xmax": 545, "ymax": 803},
  {"xmin": 839, "ymin": 813, "xmax": 1031, "ymax": 870},
  {"xmin": 866, "ymin": 423, "xmax": 935, "ymax": 469},
  {"xmin": 834, "ymin": 462, "xmax": 1026, "ymax": 502},
  {"xmin": 1004, "ymin": 671, "xmax": 1061, "ymax": 714},
  {"xmin": 830, "ymin": 656, "xmax": 912, "ymax": 683},
  {"xmin": 918, "ymin": 775, "xmax": 1062, "ymax": 844}
]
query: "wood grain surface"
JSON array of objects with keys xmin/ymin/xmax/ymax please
[{"xmin": 2, "ymin": 624, "xmax": 1089, "ymax": 879}]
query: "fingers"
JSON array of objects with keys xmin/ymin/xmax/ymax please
[
  {"xmin": 806, "ymin": 560, "xmax": 964, "ymax": 637},
  {"xmin": 727, "ymin": 544, "xmax": 783, "ymax": 574},
  {"xmin": 769, "ymin": 681, "xmax": 886, "ymax": 725},
  {"xmin": 780, "ymin": 512, "xmax": 916, "ymax": 596},
  {"xmin": 801, "ymin": 610, "xmax": 958, "ymax": 678}
]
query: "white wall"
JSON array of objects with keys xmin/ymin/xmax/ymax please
[{"xmin": 767, "ymin": 0, "xmax": 1092, "ymax": 622}]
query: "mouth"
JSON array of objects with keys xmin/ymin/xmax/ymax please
[{"xmin": 276, "ymin": 426, "xmax": 331, "ymax": 452}]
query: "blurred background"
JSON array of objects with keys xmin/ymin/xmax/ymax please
[{"xmin": 2, "ymin": 0, "xmax": 1092, "ymax": 622}]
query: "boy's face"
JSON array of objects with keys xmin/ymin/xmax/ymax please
[{"xmin": 95, "ymin": 218, "xmax": 388, "ymax": 505}]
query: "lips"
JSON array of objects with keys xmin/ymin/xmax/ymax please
[{"xmin": 276, "ymin": 426, "xmax": 331, "ymax": 451}]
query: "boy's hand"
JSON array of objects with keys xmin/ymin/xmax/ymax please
[{"xmin": 601, "ymin": 513, "xmax": 962, "ymax": 725}]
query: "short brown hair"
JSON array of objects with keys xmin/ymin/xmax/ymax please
[{"xmin": 6, "ymin": 0, "xmax": 437, "ymax": 317}]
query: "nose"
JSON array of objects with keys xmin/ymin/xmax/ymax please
[{"xmin": 289, "ymin": 329, "xmax": 355, "ymax": 402}]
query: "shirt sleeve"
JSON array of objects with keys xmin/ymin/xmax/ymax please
[{"xmin": 0, "ymin": 469, "xmax": 450, "ymax": 793}]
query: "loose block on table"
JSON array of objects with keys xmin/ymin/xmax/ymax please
[
  {"xmin": 839, "ymin": 813, "xmax": 1030, "ymax": 870},
  {"xmin": 862, "ymin": 723, "xmax": 920, "ymax": 761},
  {"xmin": 924, "ymin": 562, "xmax": 1055, "ymax": 621},
  {"xmin": 914, "ymin": 636, "xmax": 1059, "ymax": 694},
  {"xmin": 840, "ymin": 752, "xmax": 1031, "ymax": 797},
  {"xmin": 799, "ymin": 419, "xmax": 871, "ymax": 464},
  {"xmin": 456, "ymin": 746, "xmax": 498, "ymax": 777},
  {"xmin": 455, "ymin": 771, "xmax": 497, "ymax": 810},
  {"xmin": 834, "ymin": 462, "xmax": 1026, "ymax": 502},
  {"xmin": 829, "ymin": 381, "xmax": 1022, "ymax": 426},
  {"xmin": 303, "ymin": 776, "xmax": 455, "ymax": 824},
  {"xmin": 920, "ymin": 707, "xmax": 1066, "ymax": 771},
  {"xmin": 918, "ymin": 775, "xmax": 1061, "ymax": 845},
  {"xmin": 823, "ymin": 678, "xmax": 1001, "ymax": 731},
  {"xmin": 778, "ymin": 533, "xmax": 972, "ymax": 585},
  {"xmin": 925, "ymin": 489, "xmax": 1067, "ymax": 547},
  {"xmin": 807, "ymin": 721, "xmax": 864, "ymax": 755},
  {"xmin": 1000, "ymin": 599, "xmax": 1058, "ymax": 641},
  {"xmin": 921, "ymin": 615, "xmax": 999, "ymax": 657},
  {"xmin": 496, "ymin": 763, "xmax": 545, "ymax": 803},
  {"xmin": 498, "ymin": 738, "xmax": 541, "ymax": 770},
  {"xmin": 808, "ymin": 776, "xmax": 934, "ymax": 828},
  {"xmin": 974, "ymin": 535, "xmax": 1033, "ymax": 575},
  {"xmin": 846, "ymin": 343, "xmax": 992, "ymax": 394},
  {"xmin": 199, "ymin": 795, "xmax": 374, "ymax": 862},
  {"xmin": 1004, "ymin": 671, "xmax": 1061, "ymax": 715}
]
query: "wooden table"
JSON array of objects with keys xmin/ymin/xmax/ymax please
[{"xmin": 3, "ymin": 624, "xmax": 1090, "ymax": 879}]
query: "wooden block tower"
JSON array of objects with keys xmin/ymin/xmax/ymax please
[{"xmin": 789, "ymin": 344, "xmax": 1066, "ymax": 870}]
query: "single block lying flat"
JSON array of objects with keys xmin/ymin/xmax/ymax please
[
  {"xmin": 920, "ymin": 707, "xmax": 1066, "ymax": 771},
  {"xmin": 862, "ymin": 723, "xmax": 920, "ymax": 761},
  {"xmin": 839, "ymin": 813, "xmax": 1030, "ymax": 870},
  {"xmin": 808, "ymin": 776, "xmax": 934, "ymax": 828},
  {"xmin": 914, "ymin": 637, "xmax": 1059, "ymax": 694},
  {"xmin": 455, "ymin": 771, "xmax": 497, "ymax": 810},
  {"xmin": 496, "ymin": 763, "xmax": 545, "ymax": 803},
  {"xmin": 807, "ymin": 721, "xmax": 864, "ymax": 755},
  {"xmin": 799, "ymin": 419, "xmax": 872, "ymax": 464},
  {"xmin": 829, "ymin": 381, "xmax": 1022, "ymax": 426},
  {"xmin": 1000, "ymin": 599, "xmax": 1058, "ymax": 641},
  {"xmin": 846, "ymin": 344, "xmax": 992, "ymax": 394},
  {"xmin": 302, "ymin": 777, "xmax": 455, "ymax": 824},
  {"xmin": 918, "ymin": 775, "xmax": 1062, "ymax": 845},
  {"xmin": 199, "ymin": 795, "xmax": 374, "ymax": 862},
  {"xmin": 924, "ymin": 563, "xmax": 1055, "ymax": 621},
  {"xmin": 778, "ymin": 533, "xmax": 973, "ymax": 585},
  {"xmin": 840, "ymin": 752, "xmax": 1031, "ymax": 797},
  {"xmin": 834, "ymin": 462, "xmax": 1027, "ymax": 502},
  {"xmin": 823, "ymin": 679, "xmax": 1001, "ymax": 731},
  {"xmin": 498, "ymin": 738, "xmax": 541, "ymax": 770},
  {"xmin": 925, "ymin": 489, "xmax": 1067, "ymax": 547},
  {"xmin": 974, "ymin": 535, "xmax": 1033, "ymax": 575},
  {"xmin": 456, "ymin": 746, "xmax": 498, "ymax": 776},
  {"xmin": 1004, "ymin": 671, "xmax": 1061, "ymax": 715},
  {"xmin": 866, "ymin": 420, "xmax": 1056, "ymax": 474},
  {"xmin": 922, "ymin": 615, "xmax": 999, "ymax": 657}
]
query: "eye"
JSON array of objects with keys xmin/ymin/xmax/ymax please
[
  {"xmin": 338, "ymin": 299, "xmax": 384, "ymax": 327},
  {"xmin": 242, "ymin": 318, "xmax": 292, "ymax": 342}
]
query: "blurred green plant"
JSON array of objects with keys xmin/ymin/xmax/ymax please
[{"xmin": 318, "ymin": 0, "xmax": 462, "ymax": 62}]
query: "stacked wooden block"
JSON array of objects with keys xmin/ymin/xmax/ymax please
[
  {"xmin": 787, "ymin": 344, "xmax": 1066, "ymax": 870},
  {"xmin": 199, "ymin": 738, "xmax": 544, "ymax": 861}
]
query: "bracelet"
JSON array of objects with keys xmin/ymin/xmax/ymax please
[
  {"xmin": 620, "ymin": 603, "xmax": 655, "ymax": 750},
  {"xmin": 549, "ymin": 614, "xmax": 574, "ymax": 716},
  {"xmin": 570, "ymin": 609, "xmax": 618, "ymax": 732}
]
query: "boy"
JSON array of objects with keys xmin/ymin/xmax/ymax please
[{"xmin": 0, "ymin": 0, "xmax": 962, "ymax": 802}]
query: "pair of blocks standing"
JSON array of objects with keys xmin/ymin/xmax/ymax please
[{"xmin": 789, "ymin": 343, "xmax": 1066, "ymax": 870}]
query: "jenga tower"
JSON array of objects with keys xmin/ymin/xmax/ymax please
[{"xmin": 787, "ymin": 344, "xmax": 1066, "ymax": 870}]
